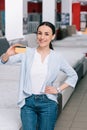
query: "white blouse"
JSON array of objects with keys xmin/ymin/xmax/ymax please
[{"xmin": 30, "ymin": 50, "xmax": 49, "ymax": 94}]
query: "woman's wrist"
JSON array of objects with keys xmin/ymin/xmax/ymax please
[
  {"xmin": 1, "ymin": 53, "xmax": 9, "ymax": 64},
  {"xmin": 56, "ymin": 87, "xmax": 62, "ymax": 93}
]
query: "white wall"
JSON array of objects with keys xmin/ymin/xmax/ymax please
[
  {"xmin": 42, "ymin": 0, "xmax": 56, "ymax": 25},
  {"xmin": 5, "ymin": 0, "xmax": 23, "ymax": 40}
]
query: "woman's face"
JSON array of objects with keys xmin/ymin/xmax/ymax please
[{"xmin": 37, "ymin": 25, "xmax": 55, "ymax": 48}]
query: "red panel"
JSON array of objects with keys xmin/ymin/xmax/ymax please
[
  {"xmin": 57, "ymin": 2, "xmax": 61, "ymax": 13},
  {"xmin": 72, "ymin": 3, "xmax": 80, "ymax": 31},
  {"xmin": 28, "ymin": 2, "xmax": 42, "ymax": 13},
  {"xmin": 0, "ymin": 0, "xmax": 5, "ymax": 11},
  {"xmin": 81, "ymin": 5, "xmax": 87, "ymax": 12}
]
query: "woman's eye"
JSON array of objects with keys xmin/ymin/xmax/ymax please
[
  {"xmin": 45, "ymin": 33, "xmax": 49, "ymax": 36},
  {"xmin": 37, "ymin": 32, "xmax": 41, "ymax": 34},
  {"xmin": 37, "ymin": 32, "xmax": 50, "ymax": 36}
]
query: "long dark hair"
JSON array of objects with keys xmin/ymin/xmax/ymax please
[{"xmin": 37, "ymin": 21, "xmax": 55, "ymax": 50}]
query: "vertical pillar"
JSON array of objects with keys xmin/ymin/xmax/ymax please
[
  {"xmin": 42, "ymin": 0, "xmax": 56, "ymax": 25},
  {"xmin": 72, "ymin": 2, "xmax": 80, "ymax": 30},
  {"xmin": 5, "ymin": 0, "xmax": 23, "ymax": 40},
  {"xmin": 61, "ymin": 0, "xmax": 72, "ymax": 25},
  {"xmin": 23, "ymin": 0, "xmax": 28, "ymax": 18}
]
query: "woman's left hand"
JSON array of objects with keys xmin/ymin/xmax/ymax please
[{"xmin": 45, "ymin": 86, "xmax": 58, "ymax": 94}]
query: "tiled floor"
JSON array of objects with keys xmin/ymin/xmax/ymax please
[{"xmin": 55, "ymin": 73, "xmax": 87, "ymax": 130}]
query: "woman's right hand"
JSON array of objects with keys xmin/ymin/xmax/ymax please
[
  {"xmin": 6, "ymin": 43, "xmax": 24, "ymax": 56},
  {"xmin": 1, "ymin": 43, "xmax": 23, "ymax": 63}
]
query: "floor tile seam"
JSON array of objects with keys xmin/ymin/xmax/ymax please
[{"xmin": 68, "ymin": 92, "xmax": 86, "ymax": 128}]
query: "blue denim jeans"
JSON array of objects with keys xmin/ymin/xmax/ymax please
[{"xmin": 21, "ymin": 94, "xmax": 59, "ymax": 130}]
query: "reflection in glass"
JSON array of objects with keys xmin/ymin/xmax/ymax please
[{"xmin": 23, "ymin": 0, "xmax": 42, "ymax": 34}]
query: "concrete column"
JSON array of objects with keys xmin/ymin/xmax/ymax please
[
  {"xmin": 23, "ymin": 0, "xmax": 28, "ymax": 18},
  {"xmin": 42, "ymin": 0, "xmax": 56, "ymax": 25},
  {"xmin": 5, "ymin": 0, "xmax": 23, "ymax": 40},
  {"xmin": 61, "ymin": 0, "xmax": 72, "ymax": 25}
]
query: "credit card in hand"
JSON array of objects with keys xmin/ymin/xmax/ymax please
[{"xmin": 15, "ymin": 46, "xmax": 26, "ymax": 53}]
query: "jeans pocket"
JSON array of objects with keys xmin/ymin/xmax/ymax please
[
  {"xmin": 25, "ymin": 95, "xmax": 33, "ymax": 106},
  {"xmin": 42, "ymin": 95, "xmax": 50, "ymax": 102},
  {"xmin": 44, "ymin": 95, "xmax": 58, "ymax": 105}
]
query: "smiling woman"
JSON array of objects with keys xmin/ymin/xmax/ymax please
[
  {"xmin": 0, "ymin": 21, "xmax": 78, "ymax": 130},
  {"xmin": 37, "ymin": 22, "xmax": 55, "ymax": 50}
]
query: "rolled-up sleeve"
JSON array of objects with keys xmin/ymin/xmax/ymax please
[{"xmin": 0, "ymin": 53, "xmax": 24, "ymax": 65}]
